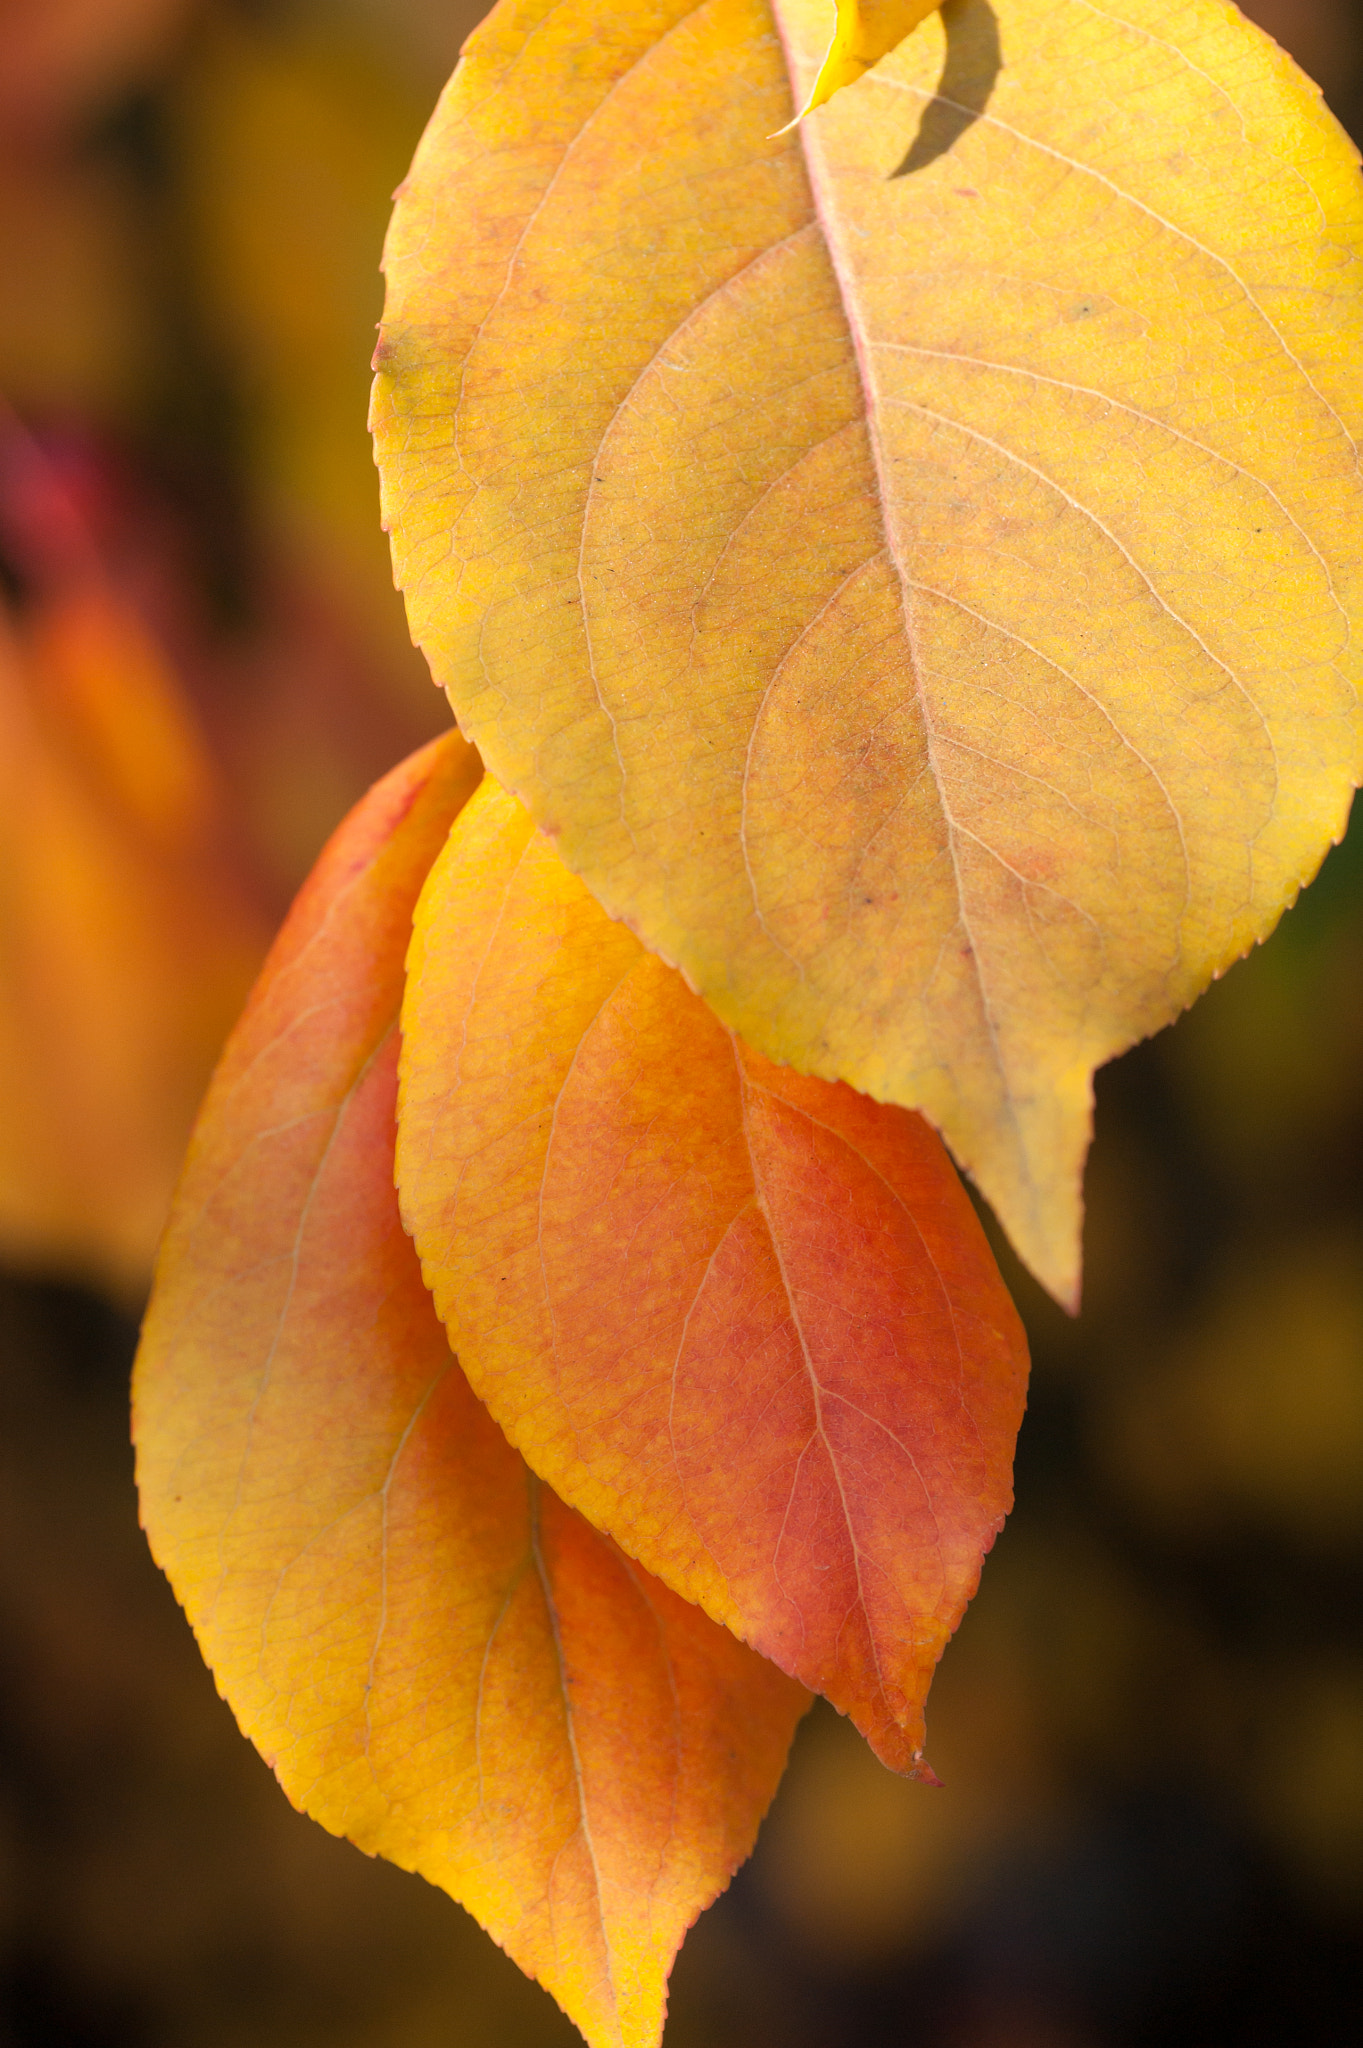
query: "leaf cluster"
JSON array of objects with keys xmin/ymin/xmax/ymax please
[{"xmin": 133, "ymin": 3, "xmax": 1363, "ymax": 2043}]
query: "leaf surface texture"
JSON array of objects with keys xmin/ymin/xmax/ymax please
[{"xmin": 374, "ymin": 0, "xmax": 1363, "ymax": 1303}]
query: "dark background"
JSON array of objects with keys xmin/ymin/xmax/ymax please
[{"xmin": 3, "ymin": 4, "xmax": 1362, "ymax": 2044}]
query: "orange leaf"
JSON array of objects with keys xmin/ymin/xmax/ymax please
[
  {"xmin": 373, "ymin": 0, "xmax": 1363, "ymax": 1308},
  {"xmin": 133, "ymin": 733, "xmax": 807, "ymax": 2048},
  {"xmin": 398, "ymin": 777, "xmax": 1029, "ymax": 1775},
  {"xmin": 0, "ymin": 422, "xmax": 267, "ymax": 1295}
]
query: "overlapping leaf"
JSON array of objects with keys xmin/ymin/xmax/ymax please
[
  {"xmin": 373, "ymin": 0, "xmax": 1363, "ymax": 1305},
  {"xmin": 133, "ymin": 733, "xmax": 807, "ymax": 2048},
  {"xmin": 397, "ymin": 778, "xmax": 1029, "ymax": 1774}
]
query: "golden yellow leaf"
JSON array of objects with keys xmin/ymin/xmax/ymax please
[
  {"xmin": 373, "ymin": 0, "xmax": 1363, "ymax": 1306},
  {"xmin": 777, "ymin": 0, "xmax": 941, "ymax": 129}
]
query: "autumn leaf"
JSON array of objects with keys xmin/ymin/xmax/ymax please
[
  {"xmin": 397, "ymin": 776, "xmax": 1029, "ymax": 1776},
  {"xmin": 133, "ymin": 733, "xmax": 808, "ymax": 2048},
  {"xmin": 778, "ymin": 0, "xmax": 942, "ymax": 129},
  {"xmin": 372, "ymin": 0, "xmax": 1363, "ymax": 1307},
  {"xmin": 0, "ymin": 419, "xmax": 267, "ymax": 1296}
]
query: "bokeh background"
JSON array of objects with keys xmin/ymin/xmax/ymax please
[{"xmin": 2, "ymin": 2, "xmax": 1362, "ymax": 2043}]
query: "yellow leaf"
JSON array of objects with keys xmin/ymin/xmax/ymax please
[
  {"xmin": 777, "ymin": 0, "xmax": 941, "ymax": 129},
  {"xmin": 173, "ymin": 12, "xmax": 438, "ymax": 731},
  {"xmin": 372, "ymin": 0, "xmax": 1363, "ymax": 1306}
]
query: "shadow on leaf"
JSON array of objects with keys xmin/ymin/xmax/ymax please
[{"xmin": 893, "ymin": 0, "xmax": 1001, "ymax": 177}]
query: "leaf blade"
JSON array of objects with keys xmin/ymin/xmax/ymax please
[
  {"xmin": 133, "ymin": 734, "xmax": 807, "ymax": 2048},
  {"xmin": 374, "ymin": 0, "xmax": 1363, "ymax": 1304},
  {"xmin": 398, "ymin": 778, "xmax": 1029, "ymax": 1773}
]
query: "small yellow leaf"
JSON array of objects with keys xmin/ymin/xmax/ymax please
[
  {"xmin": 0, "ymin": 427, "xmax": 266, "ymax": 1295},
  {"xmin": 776, "ymin": 0, "xmax": 941, "ymax": 130}
]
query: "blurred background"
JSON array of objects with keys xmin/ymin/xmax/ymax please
[{"xmin": 1, "ymin": 2, "xmax": 1361, "ymax": 2044}]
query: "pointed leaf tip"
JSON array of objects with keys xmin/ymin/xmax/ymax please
[
  {"xmin": 398, "ymin": 778, "xmax": 1030, "ymax": 1774},
  {"xmin": 776, "ymin": 0, "xmax": 942, "ymax": 130}
]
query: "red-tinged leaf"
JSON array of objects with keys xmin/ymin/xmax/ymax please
[
  {"xmin": 398, "ymin": 778, "xmax": 1030, "ymax": 1775},
  {"xmin": 133, "ymin": 733, "xmax": 808, "ymax": 2048}
]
